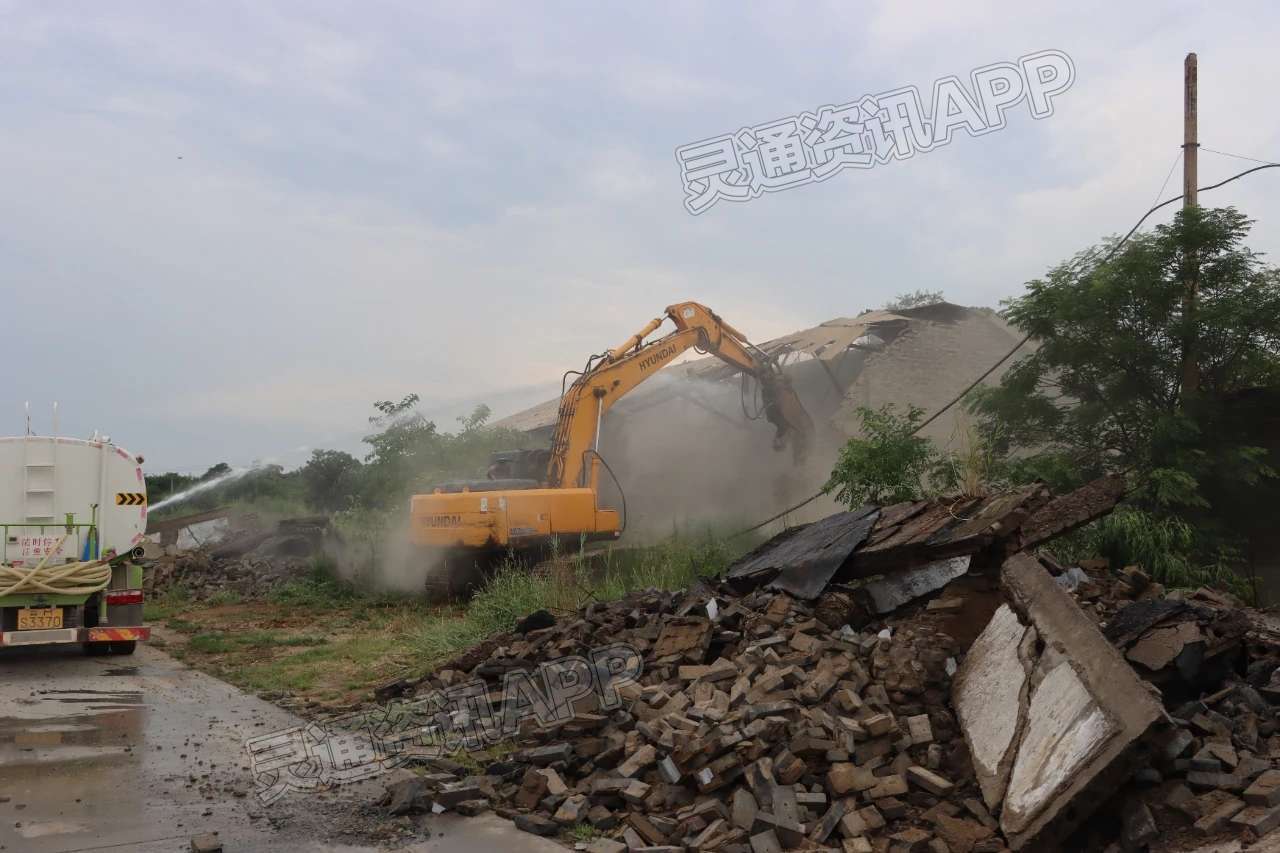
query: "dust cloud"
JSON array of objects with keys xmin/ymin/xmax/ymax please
[
  {"xmin": 328, "ymin": 368, "xmax": 849, "ymax": 593},
  {"xmin": 326, "ymin": 513, "xmax": 445, "ymax": 595},
  {"xmin": 592, "ymin": 372, "xmax": 847, "ymax": 541}
]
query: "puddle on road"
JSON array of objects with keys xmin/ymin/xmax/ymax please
[
  {"xmin": 15, "ymin": 819, "xmax": 89, "ymax": 839},
  {"xmin": 0, "ymin": 707, "xmax": 145, "ymax": 755},
  {"xmin": 0, "ymin": 706, "xmax": 149, "ymax": 851},
  {"xmin": 102, "ymin": 666, "xmax": 139, "ymax": 676},
  {"xmin": 41, "ymin": 688, "xmax": 143, "ymax": 697},
  {"xmin": 37, "ymin": 689, "xmax": 144, "ymax": 710}
]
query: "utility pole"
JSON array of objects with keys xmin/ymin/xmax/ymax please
[
  {"xmin": 1183, "ymin": 52, "xmax": 1198, "ymax": 207},
  {"xmin": 1180, "ymin": 51, "xmax": 1200, "ymax": 397}
]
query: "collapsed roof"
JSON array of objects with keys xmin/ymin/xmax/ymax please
[{"xmin": 494, "ymin": 302, "xmax": 1027, "ymax": 448}]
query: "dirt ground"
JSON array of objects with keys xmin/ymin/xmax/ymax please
[{"xmin": 147, "ymin": 595, "xmax": 458, "ymax": 713}]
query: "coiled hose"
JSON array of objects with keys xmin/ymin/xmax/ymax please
[{"xmin": 0, "ymin": 534, "xmax": 113, "ymax": 597}]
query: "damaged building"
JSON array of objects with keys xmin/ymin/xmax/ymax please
[{"xmin": 493, "ymin": 303, "xmax": 1027, "ymax": 535}]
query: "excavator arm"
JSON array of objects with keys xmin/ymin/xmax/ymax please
[{"xmin": 545, "ymin": 301, "xmax": 814, "ymax": 491}]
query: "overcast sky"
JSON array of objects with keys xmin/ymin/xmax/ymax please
[{"xmin": 3, "ymin": 1, "xmax": 1278, "ymax": 473}]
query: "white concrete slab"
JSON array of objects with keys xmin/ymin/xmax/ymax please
[
  {"xmin": 953, "ymin": 603, "xmax": 1030, "ymax": 810},
  {"xmin": 1002, "ymin": 661, "xmax": 1116, "ymax": 835}
]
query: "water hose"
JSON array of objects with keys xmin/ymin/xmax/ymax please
[{"xmin": 0, "ymin": 534, "xmax": 113, "ymax": 597}]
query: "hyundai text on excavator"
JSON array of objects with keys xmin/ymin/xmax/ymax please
[{"xmin": 408, "ymin": 302, "xmax": 813, "ymax": 592}]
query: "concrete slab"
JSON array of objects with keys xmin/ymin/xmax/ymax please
[
  {"xmin": 953, "ymin": 603, "xmax": 1030, "ymax": 810},
  {"xmin": 1002, "ymin": 660, "xmax": 1116, "ymax": 834},
  {"xmin": 953, "ymin": 553, "xmax": 1164, "ymax": 850}
]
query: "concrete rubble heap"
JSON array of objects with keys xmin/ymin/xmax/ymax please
[
  {"xmin": 144, "ymin": 516, "xmax": 330, "ymax": 600},
  {"xmin": 381, "ymin": 581, "xmax": 992, "ymax": 853},
  {"xmin": 1027, "ymin": 558, "xmax": 1280, "ymax": 853},
  {"xmin": 364, "ymin": 475, "xmax": 1280, "ymax": 851}
]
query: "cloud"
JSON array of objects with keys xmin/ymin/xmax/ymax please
[{"xmin": 3, "ymin": 1, "xmax": 1280, "ymax": 473}]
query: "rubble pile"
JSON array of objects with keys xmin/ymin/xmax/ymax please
[
  {"xmin": 145, "ymin": 517, "xmax": 330, "ymax": 600},
  {"xmin": 363, "ymin": 476, "xmax": 1280, "ymax": 851},
  {"xmin": 382, "ymin": 581, "xmax": 1001, "ymax": 852},
  {"xmin": 1051, "ymin": 564, "xmax": 1280, "ymax": 852}
]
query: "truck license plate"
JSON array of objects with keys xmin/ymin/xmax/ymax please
[{"xmin": 17, "ymin": 608, "xmax": 62, "ymax": 630}]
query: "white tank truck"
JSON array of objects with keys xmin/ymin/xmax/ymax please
[{"xmin": 0, "ymin": 407, "xmax": 150, "ymax": 654}]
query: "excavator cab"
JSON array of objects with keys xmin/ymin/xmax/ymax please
[
  {"xmin": 426, "ymin": 449, "xmax": 549, "ymax": 494},
  {"xmin": 485, "ymin": 449, "xmax": 550, "ymax": 483}
]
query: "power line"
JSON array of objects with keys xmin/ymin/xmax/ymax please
[
  {"xmin": 731, "ymin": 161, "xmax": 1280, "ymax": 539},
  {"xmin": 1201, "ymin": 146, "xmax": 1279, "ymax": 167},
  {"xmin": 1116, "ymin": 162, "xmax": 1280, "ymax": 249},
  {"xmin": 1151, "ymin": 150, "xmax": 1183, "ymax": 209}
]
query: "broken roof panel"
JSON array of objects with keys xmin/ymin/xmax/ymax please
[
  {"xmin": 846, "ymin": 484, "xmax": 1053, "ymax": 577},
  {"xmin": 490, "ymin": 303, "xmax": 1028, "ymax": 445},
  {"xmin": 725, "ymin": 504, "xmax": 879, "ymax": 599},
  {"xmin": 678, "ymin": 312, "xmax": 911, "ymax": 382},
  {"xmin": 726, "ymin": 477, "xmax": 1125, "ymax": 604}
]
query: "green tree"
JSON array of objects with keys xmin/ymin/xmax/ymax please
[
  {"xmin": 301, "ymin": 450, "xmax": 363, "ymax": 511},
  {"xmin": 359, "ymin": 394, "xmax": 440, "ymax": 501},
  {"xmin": 363, "ymin": 395, "xmax": 437, "ymax": 467},
  {"xmin": 826, "ymin": 404, "xmax": 945, "ymax": 507},
  {"xmin": 145, "ymin": 471, "xmax": 197, "ymax": 503},
  {"xmin": 972, "ymin": 206, "xmax": 1280, "ymax": 582},
  {"xmin": 459, "ymin": 403, "xmax": 492, "ymax": 432},
  {"xmin": 357, "ymin": 397, "xmax": 529, "ymax": 508},
  {"xmin": 884, "ymin": 289, "xmax": 945, "ymax": 311}
]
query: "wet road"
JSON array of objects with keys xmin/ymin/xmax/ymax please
[{"xmin": 0, "ymin": 644, "xmax": 563, "ymax": 852}]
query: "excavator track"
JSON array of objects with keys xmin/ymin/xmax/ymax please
[{"xmin": 419, "ymin": 547, "xmax": 495, "ymax": 602}]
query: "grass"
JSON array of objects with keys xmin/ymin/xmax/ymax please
[
  {"xmin": 144, "ymin": 584, "xmax": 192, "ymax": 622},
  {"xmin": 570, "ymin": 824, "xmax": 599, "ymax": 843},
  {"xmin": 156, "ymin": 597, "xmax": 435, "ymax": 705},
  {"xmin": 148, "ymin": 559, "xmax": 434, "ymax": 706},
  {"xmin": 412, "ymin": 533, "xmax": 740, "ymax": 663},
  {"xmin": 205, "ymin": 590, "xmax": 242, "ymax": 607},
  {"xmin": 146, "ymin": 533, "xmax": 743, "ymax": 710},
  {"xmin": 1050, "ymin": 505, "xmax": 1254, "ymax": 601},
  {"xmin": 187, "ymin": 631, "xmax": 328, "ymax": 654}
]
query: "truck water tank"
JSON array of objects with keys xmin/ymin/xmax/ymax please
[{"xmin": 0, "ymin": 436, "xmax": 146, "ymax": 566}]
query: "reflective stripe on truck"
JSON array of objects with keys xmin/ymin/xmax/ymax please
[{"xmin": 0, "ymin": 626, "xmax": 150, "ymax": 646}]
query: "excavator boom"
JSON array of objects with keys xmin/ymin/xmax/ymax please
[
  {"xmin": 409, "ymin": 301, "xmax": 814, "ymax": 570},
  {"xmin": 546, "ymin": 301, "xmax": 812, "ymax": 492}
]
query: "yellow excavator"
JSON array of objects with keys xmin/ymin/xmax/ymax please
[{"xmin": 409, "ymin": 301, "xmax": 813, "ymax": 589}]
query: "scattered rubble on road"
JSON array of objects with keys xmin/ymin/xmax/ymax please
[
  {"xmin": 352, "ymin": 476, "xmax": 1280, "ymax": 851},
  {"xmin": 189, "ymin": 831, "xmax": 224, "ymax": 852}
]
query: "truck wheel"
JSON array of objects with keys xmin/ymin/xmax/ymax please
[
  {"xmin": 108, "ymin": 641, "xmax": 137, "ymax": 656},
  {"xmin": 83, "ymin": 642, "xmax": 111, "ymax": 655}
]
